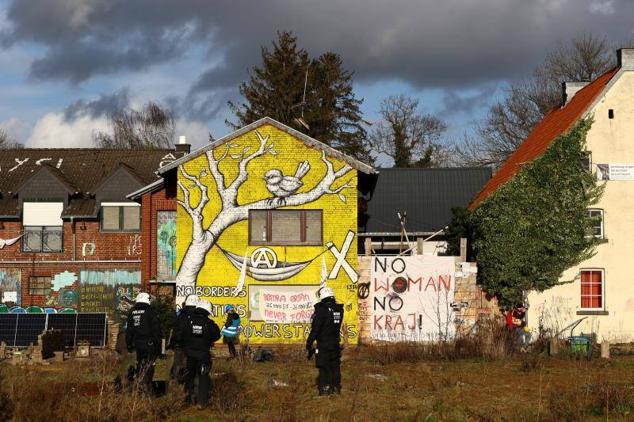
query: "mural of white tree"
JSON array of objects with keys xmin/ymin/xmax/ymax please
[{"xmin": 176, "ymin": 130, "xmax": 354, "ymax": 288}]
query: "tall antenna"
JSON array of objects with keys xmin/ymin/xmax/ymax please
[{"xmin": 292, "ymin": 66, "xmax": 310, "ymax": 130}]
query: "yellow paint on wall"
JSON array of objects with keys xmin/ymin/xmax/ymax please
[{"xmin": 176, "ymin": 124, "xmax": 359, "ymax": 344}]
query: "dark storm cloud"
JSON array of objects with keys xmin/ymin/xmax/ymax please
[
  {"xmin": 441, "ymin": 85, "xmax": 498, "ymax": 115},
  {"xmin": 63, "ymin": 89, "xmax": 130, "ymax": 121},
  {"xmin": 3, "ymin": 0, "xmax": 634, "ymax": 90}
]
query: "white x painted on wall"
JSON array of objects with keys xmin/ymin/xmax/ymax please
[{"xmin": 326, "ymin": 230, "xmax": 358, "ymax": 283}]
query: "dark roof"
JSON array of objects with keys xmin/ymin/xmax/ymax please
[
  {"xmin": 470, "ymin": 67, "xmax": 618, "ymax": 208},
  {"xmin": 364, "ymin": 167, "xmax": 492, "ymax": 235},
  {"xmin": 63, "ymin": 198, "xmax": 97, "ymax": 218},
  {"xmin": 0, "ymin": 149, "xmax": 179, "ymax": 217}
]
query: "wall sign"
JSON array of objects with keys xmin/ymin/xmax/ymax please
[
  {"xmin": 597, "ymin": 164, "xmax": 634, "ymax": 180},
  {"xmin": 369, "ymin": 256, "xmax": 456, "ymax": 342}
]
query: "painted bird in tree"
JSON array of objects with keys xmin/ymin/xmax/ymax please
[{"xmin": 264, "ymin": 161, "xmax": 311, "ymax": 204}]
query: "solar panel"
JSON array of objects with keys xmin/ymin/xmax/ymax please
[
  {"xmin": 0, "ymin": 314, "xmax": 18, "ymax": 347},
  {"xmin": 76, "ymin": 313, "xmax": 107, "ymax": 347},
  {"xmin": 0, "ymin": 312, "xmax": 107, "ymax": 348},
  {"xmin": 14, "ymin": 314, "xmax": 46, "ymax": 347},
  {"xmin": 47, "ymin": 314, "xmax": 78, "ymax": 348}
]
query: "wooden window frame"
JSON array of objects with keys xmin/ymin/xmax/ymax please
[
  {"xmin": 29, "ymin": 275, "xmax": 52, "ymax": 296},
  {"xmin": 248, "ymin": 209, "xmax": 323, "ymax": 246},
  {"xmin": 100, "ymin": 205, "xmax": 141, "ymax": 233},
  {"xmin": 587, "ymin": 208, "xmax": 604, "ymax": 239},
  {"xmin": 580, "ymin": 268, "xmax": 605, "ymax": 311}
]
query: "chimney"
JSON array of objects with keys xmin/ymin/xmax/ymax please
[
  {"xmin": 562, "ymin": 81, "xmax": 589, "ymax": 105},
  {"xmin": 175, "ymin": 135, "xmax": 190, "ymax": 154},
  {"xmin": 617, "ymin": 48, "xmax": 634, "ymax": 71}
]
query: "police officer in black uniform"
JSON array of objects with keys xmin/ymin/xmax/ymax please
[
  {"xmin": 306, "ymin": 286, "xmax": 344, "ymax": 396},
  {"xmin": 170, "ymin": 294, "xmax": 200, "ymax": 383},
  {"xmin": 125, "ymin": 292, "xmax": 162, "ymax": 394},
  {"xmin": 182, "ymin": 298, "xmax": 221, "ymax": 408}
]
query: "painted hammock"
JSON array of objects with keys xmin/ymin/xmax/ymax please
[{"xmin": 220, "ymin": 248, "xmax": 313, "ymax": 281}]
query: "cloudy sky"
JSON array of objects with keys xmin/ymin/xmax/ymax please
[{"xmin": 0, "ymin": 0, "xmax": 632, "ymax": 151}]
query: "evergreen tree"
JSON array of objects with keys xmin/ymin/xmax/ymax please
[{"xmin": 228, "ymin": 31, "xmax": 370, "ymax": 161}]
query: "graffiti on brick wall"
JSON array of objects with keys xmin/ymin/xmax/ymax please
[
  {"xmin": 127, "ymin": 234, "xmax": 142, "ymax": 256},
  {"xmin": 157, "ymin": 211, "xmax": 177, "ymax": 280},
  {"xmin": 80, "ymin": 269, "xmax": 141, "ymax": 320},
  {"xmin": 0, "ymin": 268, "xmax": 21, "ymax": 305},
  {"xmin": 369, "ymin": 256, "xmax": 456, "ymax": 342},
  {"xmin": 0, "ymin": 235, "xmax": 22, "ymax": 249},
  {"xmin": 176, "ymin": 123, "xmax": 359, "ymax": 344},
  {"xmin": 44, "ymin": 271, "xmax": 79, "ymax": 309},
  {"xmin": 81, "ymin": 242, "xmax": 96, "ymax": 257}
]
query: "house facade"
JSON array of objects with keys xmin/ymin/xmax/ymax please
[
  {"xmin": 472, "ymin": 49, "xmax": 634, "ymax": 342},
  {"xmin": 0, "ymin": 148, "xmax": 179, "ymax": 320},
  {"xmin": 158, "ymin": 117, "xmax": 376, "ymax": 344}
]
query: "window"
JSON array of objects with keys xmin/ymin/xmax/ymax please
[
  {"xmin": 29, "ymin": 276, "xmax": 52, "ymax": 296},
  {"xmin": 101, "ymin": 204, "xmax": 140, "ymax": 232},
  {"xmin": 581, "ymin": 269, "xmax": 604, "ymax": 310},
  {"xmin": 249, "ymin": 210, "xmax": 323, "ymax": 246},
  {"xmin": 580, "ymin": 152, "xmax": 592, "ymax": 172},
  {"xmin": 22, "ymin": 226, "xmax": 63, "ymax": 252},
  {"xmin": 587, "ymin": 209, "xmax": 604, "ymax": 239}
]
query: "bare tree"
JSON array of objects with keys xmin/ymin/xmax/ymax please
[
  {"xmin": 94, "ymin": 102, "xmax": 175, "ymax": 149},
  {"xmin": 370, "ymin": 95, "xmax": 448, "ymax": 167},
  {"xmin": 456, "ymin": 34, "xmax": 619, "ymax": 167},
  {"xmin": 177, "ymin": 130, "xmax": 354, "ymax": 288},
  {"xmin": 0, "ymin": 129, "xmax": 22, "ymax": 149}
]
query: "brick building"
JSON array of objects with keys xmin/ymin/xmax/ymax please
[
  {"xmin": 157, "ymin": 117, "xmax": 377, "ymax": 344},
  {"xmin": 0, "ymin": 148, "xmax": 181, "ymax": 320},
  {"xmin": 127, "ymin": 169, "xmax": 180, "ymax": 299}
]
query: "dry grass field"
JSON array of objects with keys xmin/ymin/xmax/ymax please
[{"xmin": 2, "ymin": 343, "xmax": 634, "ymax": 421}]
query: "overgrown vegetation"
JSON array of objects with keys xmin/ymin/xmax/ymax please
[
  {"xmin": 5, "ymin": 343, "xmax": 634, "ymax": 421},
  {"xmin": 449, "ymin": 118, "xmax": 603, "ymax": 308}
]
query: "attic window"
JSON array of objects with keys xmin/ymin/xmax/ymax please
[
  {"xmin": 249, "ymin": 210, "xmax": 323, "ymax": 246},
  {"xmin": 101, "ymin": 202, "xmax": 140, "ymax": 232},
  {"xmin": 608, "ymin": 109, "xmax": 614, "ymax": 119}
]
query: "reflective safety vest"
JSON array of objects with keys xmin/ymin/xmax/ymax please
[{"xmin": 221, "ymin": 315, "xmax": 240, "ymax": 338}]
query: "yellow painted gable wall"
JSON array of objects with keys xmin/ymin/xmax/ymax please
[{"xmin": 176, "ymin": 124, "xmax": 359, "ymax": 344}]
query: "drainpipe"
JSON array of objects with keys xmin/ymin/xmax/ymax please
[{"xmin": 71, "ymin": 216, "xmax": 76, "ymax": 261}]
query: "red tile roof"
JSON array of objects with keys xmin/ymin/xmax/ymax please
[{"xmin": 470, "ymin": 67, "xmax": 619, "ymax": 208}]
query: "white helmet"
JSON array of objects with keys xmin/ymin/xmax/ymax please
[
  {"xmin": 317, "ymin": 286, "xmax": 335, "ymax": 301},
  {"xmin": 135, "ymin": 292, "xmax": 151, "ymax": 304},
  {"xmin": 184, "ymin": 294, "xmax": 200, "ymax": 307},
  {"xmin": 197, "ymin": 299, "xmax": 212, "ymax": 315}
]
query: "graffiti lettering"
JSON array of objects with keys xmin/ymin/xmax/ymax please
[
  {"xmin": 242, "ymin": 323, "xmax": 357, "ymax": 340},
  {"xmin": 81, "ymin": 242, "xmax": 96, "ymax": 257},
  {"xmin": 370, "ymin": 256, "xmax": 456, "ymax": 341},
  {"xmin": 127, "ymin": 234, "xmax": 142, "ymax": 256},
  {"xmin": 176, "ymin": 285, "xmax": 247, "ymax": 298},
  {"xmin": 374, "ymin": 256, "xmax": 406, "ymax": 274},
  {"xmin": 8, "ymin": 158, "xmax": 29, "ymax": 172}
]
